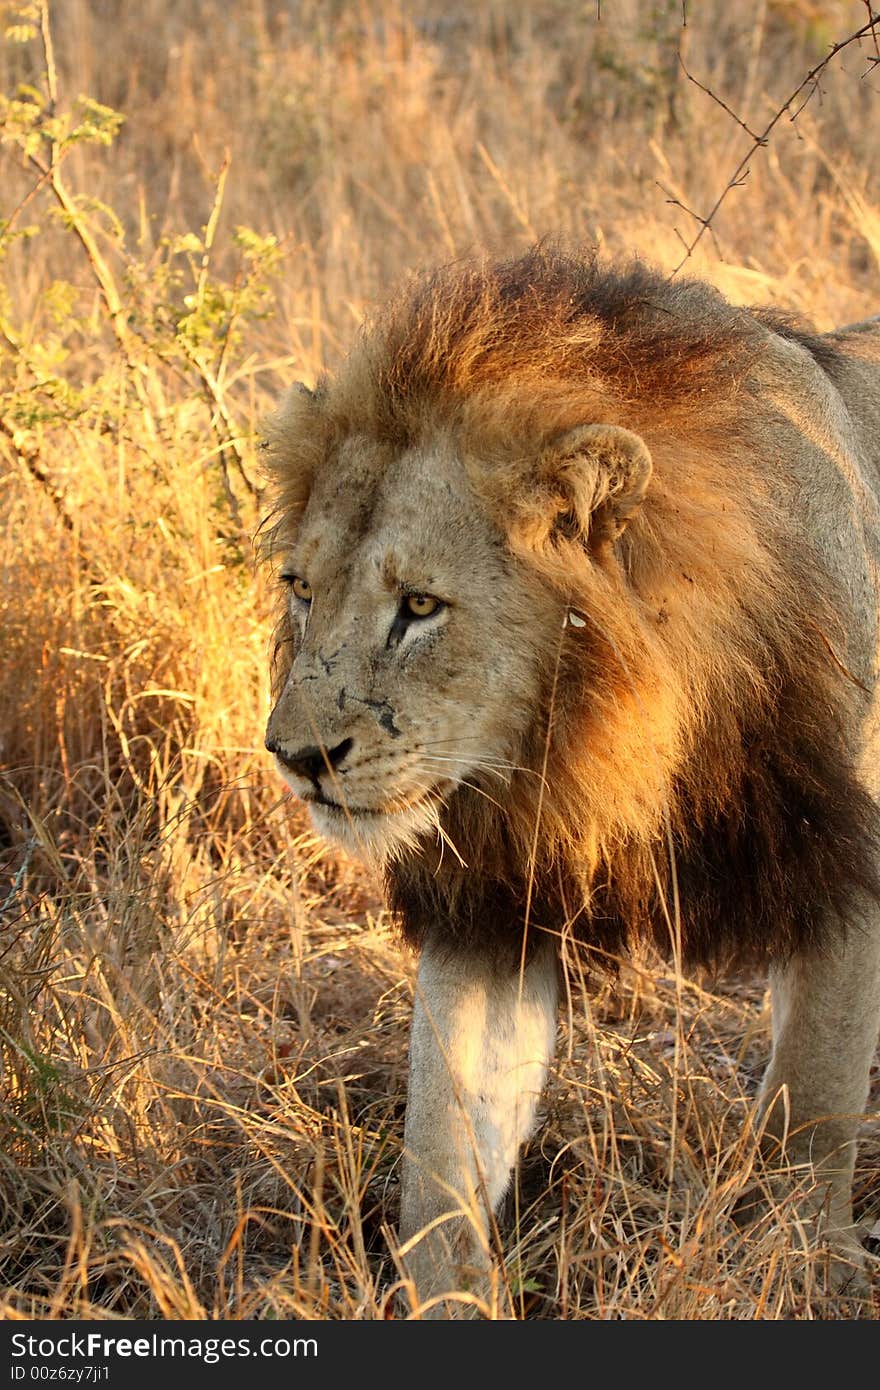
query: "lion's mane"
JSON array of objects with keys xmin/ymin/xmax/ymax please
[{"xmin": 266, "ymin": 246, "xmax": 880, "ymax": 972}]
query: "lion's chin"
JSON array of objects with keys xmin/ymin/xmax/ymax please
[{"xmin": 308, "ymin": 795, "xmax": 442, "ymax": 864}]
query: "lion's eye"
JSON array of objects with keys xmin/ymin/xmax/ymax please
[
  {"xmin": 282, "ymin": 574, "xmax": 312, "ymax": 603},
  {"xmin": 404, "ymin": 593, "xmax": 441, "ymax": 619}
]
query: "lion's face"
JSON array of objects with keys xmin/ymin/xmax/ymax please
[{"xmin": 265, "ymin": 432, "xmax": 557, "ymax": 861}]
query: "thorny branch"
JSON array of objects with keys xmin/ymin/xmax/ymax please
[
  {"xmin": 670, "ymin": 6, "xmax": 880, "ymax": 273},
  {"xmin": 0, "ymin": 415, "xmax": 76, "ymax": 536}
]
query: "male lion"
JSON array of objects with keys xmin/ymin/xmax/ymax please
[{"xmin": 262, "ymin": 247, "xmax": 880, "ymax": 1317}]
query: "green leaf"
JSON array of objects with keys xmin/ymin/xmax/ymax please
[
  {"xmin": 4, "ymin": 23, "xmax": 37, "ymax": 42},
  {"xmin": 65, "ymin": 96, "xmax": 125, "ymax": 148}
]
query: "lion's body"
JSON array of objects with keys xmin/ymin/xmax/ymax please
[{"xmin": 263, "ymin": 249, "xmax": 880, "ymax": 1315}]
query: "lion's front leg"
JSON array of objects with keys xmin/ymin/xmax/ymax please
[
  {"xmin": 398, "ymin": 931, "xmax": 559, "ymax": 1319},
  {"xmin": 758, "ymin": 917, "xmax": 880, "ymax": 1291}
]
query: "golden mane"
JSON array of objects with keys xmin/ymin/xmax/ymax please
[{"xmin": 333, "ymin": 245, "xmax": 760, "ymax": 430}]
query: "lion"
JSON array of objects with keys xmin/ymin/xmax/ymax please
[{"xmin": 261, "ymin": 246, "xmax": 880, "ymax": 1317}]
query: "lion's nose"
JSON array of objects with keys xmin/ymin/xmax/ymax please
[{"xmin": 266, "ymin": 736, "xmax": 354, "ymax": 784}]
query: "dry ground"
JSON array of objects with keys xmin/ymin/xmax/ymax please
[{"xmin": 1, "ymin": 0, "xmax": 879, "ymax": 1319}]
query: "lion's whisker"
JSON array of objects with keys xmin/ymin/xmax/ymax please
[{"xmin": 417, "ymin": 753, "xmax": 513, "ymax": 784}]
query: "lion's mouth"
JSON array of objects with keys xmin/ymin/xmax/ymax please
[
  {"xmin": 301, "ymin": 782, "xmax": 455, "ymax": 862},
  {"xmin": 304, "ymin": 787, "xmax": 443, "ymax": 819},
  {"xmin": 306, "ymin": 795, "xmax": 382, "ymax": 818}
]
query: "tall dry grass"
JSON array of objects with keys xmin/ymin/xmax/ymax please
[{"xmin": 0, "ymin": 0, "xmax": 878, "ymax": 1319}]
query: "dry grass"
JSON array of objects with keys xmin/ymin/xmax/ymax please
[{"xmin": 1, "ymin": 0, "xmax": 879, "ymax": 1320}]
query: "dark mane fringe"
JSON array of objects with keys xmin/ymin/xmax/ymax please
[
  {"xmin": 389, "ymin": 716, "xmax": 880, "ymax": 976},
  {"xmin": 270, "ymin": 244, "xmax": 880, "ymax": 974}
]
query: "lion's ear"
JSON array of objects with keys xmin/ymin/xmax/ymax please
[{"xmin": 543, "ymin": 423, "xmax": 653, "ymax": 548}]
